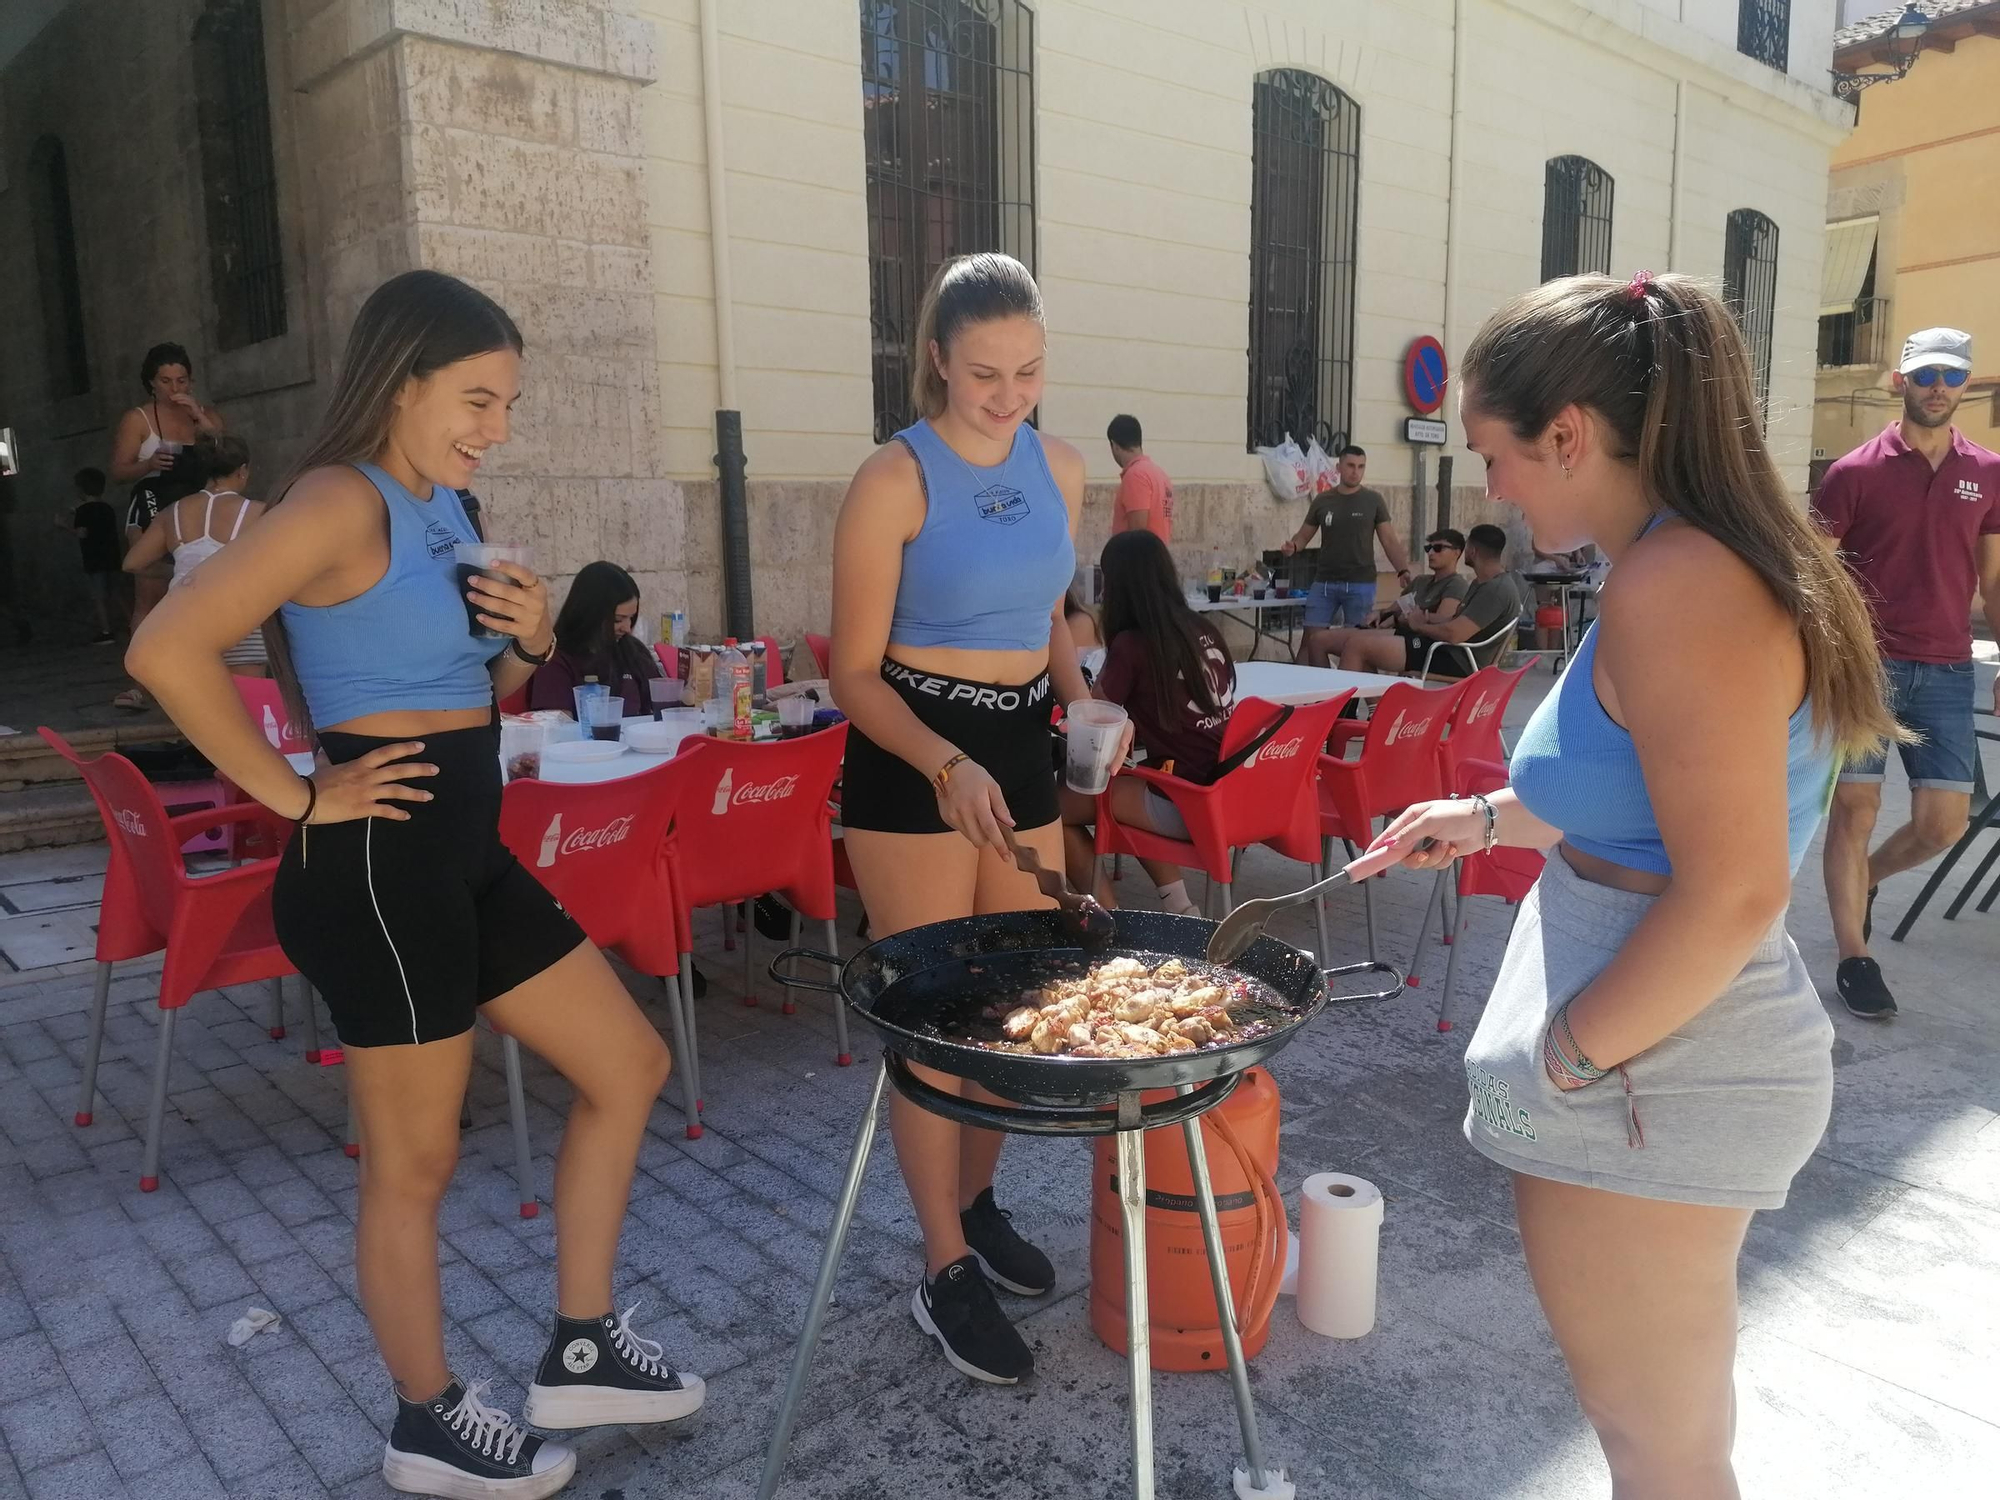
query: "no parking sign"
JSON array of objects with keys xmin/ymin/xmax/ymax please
[{"xmin": 1403, "ymin": 336, "xmax": 1448, "ymax": 416}]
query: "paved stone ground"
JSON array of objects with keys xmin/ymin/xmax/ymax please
[{"xmin": 0, "ymin": 671, "xmax": 1994, "ymax": 1499}]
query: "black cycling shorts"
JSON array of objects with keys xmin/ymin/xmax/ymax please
[
  {"xmin": 840, "ymin": 659, "xmax": 1059, "ymax": 836},
  {"xmin": 271, "ymin": 720, "xmax": 586, "ymax": 1048}
]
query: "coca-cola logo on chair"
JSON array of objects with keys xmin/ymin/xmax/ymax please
[
  {"xmin": 535, "ymin": 814, "xmax": 634, "ymax": 868},
  {"xmin": 1248, "ymin": 735, "xmax": 1305, "ymax": 766},
  {"xmin": 114, "ymin": 808, "xmax": 147, "ymax": 837},
  {"xmin": 710, "ymin": 768, "xmax": 801, "ymax": 814}
]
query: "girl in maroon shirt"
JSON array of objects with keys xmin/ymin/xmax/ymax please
[
  {"xmin": 528, "ymin": 561, "xmax": 663, "ymax": 717},
  {"xmin": 1059, "ymin": 530, "xmax": 1235, "ymax": 913}
]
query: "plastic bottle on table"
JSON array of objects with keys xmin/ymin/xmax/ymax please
[
  {"xmin": 749, "ymin": 641, "xmax": 768, "ymax": 708},
  {"xmin": 718, "ymin": 639, "xmax": 752, "ymax": 739}
]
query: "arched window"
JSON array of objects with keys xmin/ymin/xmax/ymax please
[
  {"xmin": 1541, "ymin": 156, "xmax": 1614, "ymax": 281},
  {"xmin": 193, "ymin": 0, "xmax": 287, "ymax": 349},
  {"xmin": 29, "ymin": 137, "xmax": 91, "ymax": 400},
  {"xmin": 1247, "ymin": 70, "xmax": 1360, "ymax": 452},
  {"xmin": 861, "ymin": 0, "xmax": 1037, "ymax": 442},
  {"xmin": 1725, "ymin": 208, "xmax": 1780, "ymax": 412}
]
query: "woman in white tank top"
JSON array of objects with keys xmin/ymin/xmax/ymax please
[{"xmin": 123, "ymin": 435, "xmax": 268, "ymax": 674}]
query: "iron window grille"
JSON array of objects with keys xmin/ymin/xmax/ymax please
[
  {"xmin": 1247, "ymin": 69, "xmax": 1360, "ymax": 453},
  {"xmin": 862, "ymin": 0, "xmax": 1036, "ymax": 443},
  {"xmin": 1725, "ymin": 208, "xmax": 1780, "ymax": 413},
  {"xmin": 1738, "ymin": 0, "xmax": 1790, "ymax": 73},
  {"xmin": 1819, "ymin": 295, "xmax": 1890, "ymax": 369},
  {"xmin": 193, "ymin": 0, "xmax": 287, "ymax": 350},
  {"xmin": 29, "ymin": 137, "xmax": 91, "ymax": 399},
  {"xmin": 1540, "ymin": 156, "xmax": 1614, "ymax": 282}
]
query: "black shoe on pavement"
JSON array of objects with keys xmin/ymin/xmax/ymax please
[
  {"xmin": 1837, "ymin": 957, "xmax": 1898, "ymax": 1020},
  {"xmin": 383, "ymin": 1379, "xmax": 574, "ymax": 1500},
  {"xmin": 911, "ymin": 1255, "xmax": 1033, "ymax": 1385},
  {"xmin": 960, "ymin": 1188, "xmax": 1054, "ymax": 1296},
  {"xmin": 1862, "ymin": 886, "xmax": 1879, "ymax": 943},
  {"xmin": 752, "ymin": 893, "xmax": 794, "ymax": 941},
  {"xmin": 525, "ymin": 1304, "xmax": 706, "ymax": 1430}
]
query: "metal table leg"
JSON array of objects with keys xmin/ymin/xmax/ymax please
[
  {"xmin": 1181, "ymin": 1114, "xmax": 1279, "ymax": 1494},
  {"xmin": 757, "ymin": 1062, "xmax": 888, "ymax": 1500},
  {"xmin": 1116, "ymin": 1122, "xmax": 1155, "ymax": 1500}
]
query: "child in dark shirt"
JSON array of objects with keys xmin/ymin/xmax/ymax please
[{"xmin": 54, "ymin": 467, "xmax": 124, "ymax": 643}]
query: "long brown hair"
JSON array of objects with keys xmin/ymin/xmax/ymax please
[
  {"xmin": 261, "ymin": 271, "xmax": 524, "ymax": 733},
  {"xmin": 909, "ymin": 252, "xmax": 1043, "ymax": 421},
  {"xmin": 1098, "ymin": 530, "xmax": 1230, "ymax": 721},
  {"xmin": 1460, "ymin": 273, "xmax": 1896, "ymax": 758}
]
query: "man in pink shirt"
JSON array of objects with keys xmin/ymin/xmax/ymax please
[
  {"xmin": 1107, "ymin": 414, "xmax": 1173, "ymax": 542},
  {"xmin": 1813, "ymin": 326, "xmax": 2000, "ymax": 1020}
]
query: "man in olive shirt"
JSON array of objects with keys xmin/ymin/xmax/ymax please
[
  {"xmin": 1403, "ymin": 524, "xmax": 1526, "ymax": 678},
  {"xmin": 1280, "ymin": 445, "xmax": 1413, "ymax": 660}
]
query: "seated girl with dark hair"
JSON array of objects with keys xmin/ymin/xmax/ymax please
[
  {"xmin": 1059, "ymin": 529, "xmax": 1235, "ymax": 916},
  {"xmin": 528, "ymin": 561, "xmax": 664, "ymax": 717}
]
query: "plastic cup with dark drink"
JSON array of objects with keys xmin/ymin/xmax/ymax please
[
  {"xmin": 582, "ymin": 696, "xmax": 624, "ymax": 742},
  {"xmin": 453, "ymin": 542, "xmax": 533, "ymax": 640},
  {"xmin": 1205, "ymin": 584, "xmax": 1223, "ymax": 603}
]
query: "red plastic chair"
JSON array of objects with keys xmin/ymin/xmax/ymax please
[
  {"xmin": 1315, "ymin": 679, "xmax": 1472, "ymax": 962},
  {"xmin": 224, "ymin": 676, "xmax": 313, "ymax": 862},
  {"xmin": 1094, "ymin": 694, "xmax": 1352, "ymax": 941},
  {"xmin": 804, "ymin": 633, "xmax": 832, "ymax": 679},
  {"xmin": 497, "ymin": 761, "xmax": 699, "ymax": 1135},
  {"xmin": 498, "ymin": 685, "xmax": 530, "ymax": 715},
  {"xmin": 1407, "ymin": 763, "xmax": 1546, "ymax": 1031},
  {"xmin": 658, "ymin": 727, "xmax": 851, "ymax": 1119},
  {"xmin": 1437, "ymin": 663, "xmax": 1530, "ymax": 793},
  {"xmin": 49, "ymin": 737, "xmax": 298, "ymax": 1192}
]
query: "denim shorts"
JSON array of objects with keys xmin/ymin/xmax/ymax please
[
  {"xmin": 1840, "ymin": 657, "xmax": 1978, "ymax": 793},
  {"xmin": 1304, "ymin": 580, "xmax": 1377, "ymax": 630}
]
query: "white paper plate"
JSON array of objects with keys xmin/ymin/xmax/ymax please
[{"xmin": 544, "ymin": 739, "xmax": 627, "ymax": 764}]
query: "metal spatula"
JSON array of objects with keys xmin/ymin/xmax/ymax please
[
  {"xmin": 1005, "ymin": 830, "xmax": 1117, "ymax": 942},
  {"xmin": 1204, "ymin": 839, "xmax": 1415, "ymax": 965}
]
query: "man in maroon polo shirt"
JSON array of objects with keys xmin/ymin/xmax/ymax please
[{"xmin": 1813, "ymin": 326, "xmax": 2000, "ymax": 1020}]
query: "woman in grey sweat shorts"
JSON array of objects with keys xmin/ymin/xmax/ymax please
[{"xmin": 1377, "ymin": 272, "xmax": 1900, "ymax": 1499}]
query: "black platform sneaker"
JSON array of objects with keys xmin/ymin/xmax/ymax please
[
  {"xmin": 961, "ymin": 1188, "xmax": 1054, "ymax": 1296},
  {"xmin": 911, "ymin": 1254, "xmax": 1033, "ymax": 1385},
  {"xmin": 383, "ymin": 1379, "xmax": 574, "ymax": 1500},
  {"xmin": 524, "ymin": 1303, "xmax": 707, "ymax": 1429}
]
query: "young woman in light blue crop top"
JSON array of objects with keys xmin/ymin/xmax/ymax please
[
  {"xmin": 127, "ymin": 272, "xmax": 704, "ymax": 1496},
  {"xmin": 830, "ymin": 253, "xmax": 1113, "ymax": 1388},
  {"xmin": 1373, "ymin": 273, "xmax": 1899, "ymax": 1499}
]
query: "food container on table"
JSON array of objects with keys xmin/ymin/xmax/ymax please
[{"xmin": 625, "ymin": 710, "xmax": 700, "ymax": 756}]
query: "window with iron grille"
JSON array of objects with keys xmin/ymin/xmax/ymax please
[
  {"xmin": 862, "ymin": 0, "xmax": 1035, "ymax": 443},
  {"xmin": 1737, "ymin": 0, "xmax": 1790, "ymax": 73},
  {"xmin": 1540, "ymin": 156, "xmax": 1614, "ymax": 282},
  {"xmin": 1817, "ymin": 246, "xmax": 1884, "ymax": 368},
  {"xmin": 192, "ymin": 0, "xmax": 287, "ymax": 350},
  {"xmin": 1725, "ymin": 209, "xmax": 1780, "ymax": 412},
  {"xmin": 1247, "ymin": 70, "xmax": 1359, "ymax": 453},
  {"xmin": 29, "ymin": 137, "xmax": 91, "ymax": 399}
]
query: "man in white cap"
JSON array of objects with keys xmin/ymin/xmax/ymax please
[{"xmin": 1813, "ymin": 327, "xmax": 2000, "ymax": 1019}]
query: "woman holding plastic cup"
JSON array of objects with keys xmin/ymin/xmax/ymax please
[
  {"xmin": 127, "ymin": 270, "xmax": 703, "ymax": 1498},
  {"xmin": 830, "ymin": 252, "xmax": 1129, "ymax": 1388}
]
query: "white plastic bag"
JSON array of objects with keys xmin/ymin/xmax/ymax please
[
  {"xmin": 1303, "ymin": 437, "xmax": 1336, "ymax": 496},
  {"xmin": 1256, "ymin": 438, "xmax": 1309, "ymax": 504}
]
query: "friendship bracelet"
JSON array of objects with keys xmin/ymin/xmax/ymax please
[
  {"xmin": 1542, "ymin": 1031, "xmax": 1603, "ymax": 1087},
  {"xmin": 1553, "ymin": 1005, "xmax": 1608, "ymax": 1081},
  {"xmin": 931, "ymin": 752, "xmax": 970, "ymax": 800},
  {"xmin": 1467, "ymin": 792, "xmax": 1498, "ymax": 855}
]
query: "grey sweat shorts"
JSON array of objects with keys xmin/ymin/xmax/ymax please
[{"xmin": 1462, "ymin": 849, "xmax": 1834, "ymax": 1210}]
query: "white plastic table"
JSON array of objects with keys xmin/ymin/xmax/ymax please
[
  {"xmin": 1187, "ymin": 592, "xmax": 1307, "ymax": 661},
  {"xmin": 1233, "ymin": 661, "xmax": 1402, "ymax": 705}
]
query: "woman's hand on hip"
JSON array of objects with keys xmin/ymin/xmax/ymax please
[
  {"xmin": 466, "ymin": 560, "xmax": 553, "ymax": 653},
  {"xmin": 1371, "ymin": 798, "xmax": 1488, "ymax": 870},
  {"xmin": 300, "ymin": 742, "xmax": 438, "ymax": 824},
  {"xmin": 936, "ymin": 758, "xmax": 1015, "ymax": 853}
]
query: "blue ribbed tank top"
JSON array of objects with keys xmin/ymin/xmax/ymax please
[
  {"xmin": 278, "ymin": 463, "xmax": 502, "ymax": 728},
  {"xmin": 888, "ymin": 419, "xmax": 1075, "ymax": 652},
  {"xmin": 1509, "ymin": 619, "xmax": 1835, "ymax": 876}
]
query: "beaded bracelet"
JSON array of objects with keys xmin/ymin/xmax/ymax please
[{"xmin": 1543, "ymin": 1004, "xmax": 1608, "ymax": 1084}]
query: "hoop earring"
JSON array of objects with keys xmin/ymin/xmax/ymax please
[{"xmin": 1560, "ymin": 460, "xmax": 1573, "ymax": 480}]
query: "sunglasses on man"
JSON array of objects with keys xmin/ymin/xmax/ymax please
[
  {"xmin": 1908, "ymin": 366, "xmax": 1969, "ymax": 388},
  {"xmin": 1424, "ymin": 541, "xmax": 1458, "ymax": 553}
]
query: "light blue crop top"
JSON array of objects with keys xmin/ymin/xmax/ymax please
[
  {"xmin": 888, "ymin": 419, "xmax": 1075, "ymax": 652},
  {"xmin": 1508, "ymin": 621, "xmax": 1835, "ymax": 876},
  {"xmin": 278, "ymin": 464, "xmax": 503, "ymax": 728}
]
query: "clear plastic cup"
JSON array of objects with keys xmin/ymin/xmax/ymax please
[
  {"xmin": 454, "ymin": 542, "xmax": 533, "ymax": 640},
  {"xmin": 1065, "ymin": 700, "xmax": 1130, "ymax": 794},
  {"xmin": 581, "ymin": 695, "xmax": 625, "ymax": 743},
  {"xmin": 573, "ymin": 681, "xmax": 610, "ymax": 722},
  {"xmin": 646, "ymin": 676, "xmax": 683, "ymax": 708}
]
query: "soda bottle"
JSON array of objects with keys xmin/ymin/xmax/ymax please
[
  {"xmin": 749, "ymin": 642, "xmax": 768, "ymax": 708},
  {"xmin": 719, "ymin": 639, "xmax": 752, "ymax": 739}
]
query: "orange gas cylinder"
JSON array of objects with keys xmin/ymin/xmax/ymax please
[{"xmin": 1088, "ymin": 1066, "xmax": 1285, "ymax": 1371}]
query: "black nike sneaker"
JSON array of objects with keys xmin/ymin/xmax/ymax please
[
  {"xmin": 383, "ymin": 1379, "xmax": 574, "ymax": 1499},
  {"xmin": 960, "ymin": 1188, "xmax": 1054, "ymax": 1296},
  {"xmin": 911, "ymin": 1254, "xmax": 1034, "ymax": 1385},
  {"xmin": 1837, "ymin": 956, "xmax": 1898, "ymax": 1020},
  {"xmin": 524, "ymin": 1304, "xmax": 706, "ymax": 1429}
]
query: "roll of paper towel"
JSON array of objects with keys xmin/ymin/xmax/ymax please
[{"xmin": 1295, "ymin": 1172, "xmax": 1384, "ymax": 1339}]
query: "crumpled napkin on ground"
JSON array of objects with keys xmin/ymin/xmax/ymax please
[{"xmin": 226, "ymin": 1307, "xmax": 282, "ymax": 1347}]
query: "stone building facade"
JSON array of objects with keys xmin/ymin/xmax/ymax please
[{"xmin": 3, "ymin": 1, "xmax": 1853, "ymax": 646}]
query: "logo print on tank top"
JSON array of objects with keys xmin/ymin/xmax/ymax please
[
  {"xmin": 973, "ymin": 483, "xmax": 1029, "ymax": 526},
  {"xmin": 424, "ymin": 519, "xmax": 459, "ymax": 559}
]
